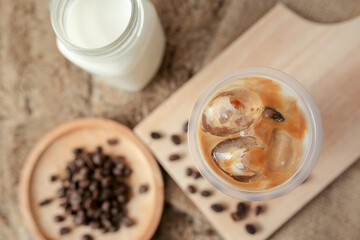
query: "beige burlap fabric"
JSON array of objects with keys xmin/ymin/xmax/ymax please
[{"xmin": 1, "ymin": 0, "xmax": 359, "ymax": 239}]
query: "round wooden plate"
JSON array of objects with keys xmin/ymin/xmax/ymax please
[{"xmin": 19, "ymin": 118, "xmax": 164, "ymax": 240}]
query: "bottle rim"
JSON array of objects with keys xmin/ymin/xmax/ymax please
[
  {"xmin": 49, "ymin": 0, "xmax": 141, "ymax": 57},
  {"xmin": 188, "ymin": 66, "xmax": 323, "ymax": 201}
]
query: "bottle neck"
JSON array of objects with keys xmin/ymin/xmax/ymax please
[{"xmin": 50, "ymin": 0, "xmax": 141, "ymax": 57}]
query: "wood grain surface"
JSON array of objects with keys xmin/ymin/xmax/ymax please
[{"xmin": 134, "ymin": 4, "xmax": 360, "ymax": 240}]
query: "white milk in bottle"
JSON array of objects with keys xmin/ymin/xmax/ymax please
[{"xmin": 50, "ymin": 0, "xmax": 166, "ymax": 91}]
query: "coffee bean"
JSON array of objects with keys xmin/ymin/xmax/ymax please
[
  {"xmin": 183, "ymin": 121, "xmax": 189, "ymax": 132},
  {"xmin": 115, "ymin": 185, "xmax": 127, "ymax": 195},
  {"xmin": 211, "ymin": 203, "xmax": 225, "ymax": 212},
  {"xmin": 74, "ymin": 212, "xmax": 86, "ymax": 225},
  {"xmin": 192, "ymin": 171, "xmax": 201, "ymax": 179},
  {"xmin": 79, "ymin": 167, "xmax": 89, "ymax": 176},
  {"xmin": 139, "ymin": 184, "xmax": 149, "ymax": 194},
  {"xmin": 89, "ymin": 181, "xmax": 99, "ymax": 191},
  {"xmin": 75, "ymin": 158, "xmax": 85, "ymax": 168},
  {"xmin": 107, "ymin": 138, "xmax": 119, "ymax": 145},
  {"xmin": 73, "ymin": 148, "xmax": 83, "ymax": 155},
  {"xmin": 79, "ymin": 180, "xmax": 90, "ymax": 189},
  {"xmin": 39, "ymin": 198, "xmax": 52, "ymax": 206},
  {"xmin": 112, "ymin": 168, "xmax": 122, "ymax": 176},
  {"xmin": 123, "ymin": 168, "xmax": 132, "ymax": 177},
  {"xmin": 187, "ymin": 185, "xmax": 197, "ymax": 194},
  {"xmin": 93, "ymin": 169, "xmax": 102, "ymax": 180},
  {"xmin": 264, "ymin": 107, "xmax": 285, "ymax": 122},
  {"xmin": 101, "ymin": 217, "xmax": 112, "ymax": 229},
  {"xmin": 101, "ymin": 177, "xmax": 112, "ymax": 187},
  {"xmin": 200, "ymin": 190, "xmax": 212, "ymax": 197},
  {"xmin": 93, "ymin": 154, "xmax": 103, "ymax": 165},
  {"xmin": 85, "ymin": 199, "xmax": 98, "ymax": 210},
  {"xmin": 245, "ymin": 224, "xmax": 257, "ymax": 234},
  {"xmin": 101, "ymin": 201, "xmax": 111, "ymax": 212},
  {"xmin": 150, "ymin": 132, "xmax": 162, "ymax": 139},
  {"xmin": 82, "ymin": 234, "xmax": 93, "ymax": 240},
  {"xmin": 117, "ymin": 194, "xmax": 128, "ymax": 203},
  {"xmin": 171, "ymin": 135, "xmax": 181, "ymax": 145},
  {"xmin": 205, "ymin": 228, "xmax": 215, "ymax": 236},
  {"xmin": 185, "ymin": 168, "xmax": 193, "ymax": 176},
  {"xmin": 95, "ymin": 146, "xmax": 102, "ymax": 154},
  {"xmin": 59, "ymin": 227, "xmax": 71, "ymax": 235},
  {"xmin": 169, "ymin": 154, "xmax": 180, "ymax": 161},
  {"xmin": 116, "ymin": 163, "xmax": 125, "ymax": 171},
  {"xmin": 50, "ymin": 175, "xmax": 58, "ymax": 182},
  {"xmin": 54, "ymin": 215, "xmax": 65, "ymax": 222},
  {"xmin": 255, "ymin": 205, "xmax": 264, "ymax": 216},
  {"xmin": 237, "ymin": 202, "xmax": 248, "ymax": 216},
  {"xmin": 82, "ymin": 189, "xmax": 92, "ymax": 198},
  {"xmin": 122, "ymin": 217, "xmax": 135, "ymax": 227},
  {"xmin": 230, "ymin": 212, "xmax": 242, "ymax": 221}
]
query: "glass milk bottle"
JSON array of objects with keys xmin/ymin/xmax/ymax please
[{"xmin": 50, "ymin": 0, "xmax": 166, "ymax": 91}]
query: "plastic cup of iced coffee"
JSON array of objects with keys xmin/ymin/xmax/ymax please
[{"xmin": 188, "ymin": 67, "xmax": 323, "ymax": 201}]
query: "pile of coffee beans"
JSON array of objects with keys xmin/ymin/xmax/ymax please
[
  {"xmin": 39, "ymin": 139, "xmax": 139, "ymax": 239},
  {"xmin": 56, "ymin": 146, "xmax": 135, "ymax": 233}
]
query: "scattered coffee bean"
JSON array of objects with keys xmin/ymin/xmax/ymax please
[
  {"xmin": 54, "ymin": 215, "xmax": 65, "ymax": 222},
  {"xmin": 183, "ymin": 121, "xmax": 189, "ymax": 132},
  {"xmin": 200, "ymin": 190, "xmax": 212, "ymax": 197},
  {"xmin": 211, "ymin": 203, "xmax": 225, "ymax": 212},
  {"xmin": 185, "ymin": 167, "xmax": 193, "ymax": 176},
  {"xmin": 39, "ymin": 198, "xmax": 52, "ymax": 206},
  {"xmin": 169, "ymin": 154, "xmax": 180, "ymax": 161},
  {"xmin": 255, "ymin": 205, "xmax": 264, "ymax": 216},
  {"xmin": 50, "ymin": 175, "xmax": 58, "ymax": 182},
  {"xmin": 187, "ymin": 185, "xmax": 197, "ymax": 194},
  {"xmin": 107, "ymin": 138, "xmax": 118, "ymax": 145},
  {"xmin": 237, "ymin": 202, "xmax": 248, "ymax": 216},
  {"xmin": 122, "ymin": 217, "xmax": 135, "ymax": 227},
  {"xmin": 230, "ymin": 212, "xmax": 242, "ymax": 221},
  {"xmin": 82, "ymin": 234, "xmax": 93, "ymax": 240},
  {"xmin": 139, "ymin": 184, "xmax": 149, "ymax": 194},
  {"xmin": 72, "ymin": 147, "xmax": 83, "ymax": 155},
  {"xmin": 245, "ymin": 224, "xmax": 257, "ymax": 234},
  {"xmin": 59, "ymin": 227, "xmax": 71, "ymax": 235},
  {"xmin": 150, "ymin": 132, "xmax": 162, "ymax": 139},
  {"xmin": 192, "ymin": 171, "xmax": 201, "ymax": 179},
  {"xmin": 264, "ymin": 107, "xmax": 285, "ymax": 122},
  {"xmin": 171, "ymin": 134, "xmax": 181, "ymax": 145},
  {"xmin": 205, "ymin": 228, "xmax": 215, "ymax": 236}
]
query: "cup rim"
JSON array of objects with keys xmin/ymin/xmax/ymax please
[{"xmin": 188, "ymin": 66, "xmax": 323, "ymax": 201}]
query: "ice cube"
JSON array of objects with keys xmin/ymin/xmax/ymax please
[
  {"xmin": 202, "ymin": 89, "xmax": 264, "ymax": 136},
  {"xmin": 211, "ymin": 136, "xmax": 264, "ymax": 182},
  {"xmin": 267, "ymin": 128, "xmax": 295, "ymax": 172}
]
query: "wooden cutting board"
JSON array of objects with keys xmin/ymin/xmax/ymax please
[{"xmin": 134, "ymin": 4, "xmax": 360, "ymax": 240}]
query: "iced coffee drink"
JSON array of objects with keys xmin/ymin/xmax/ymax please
[{"xmin": 188, "ymin": 67, "xmax": 322, "ymax": 200}]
